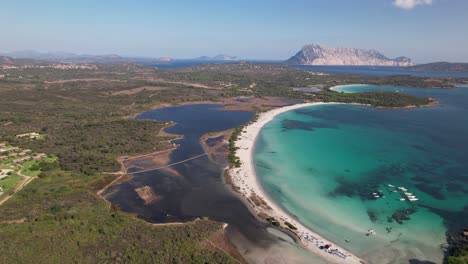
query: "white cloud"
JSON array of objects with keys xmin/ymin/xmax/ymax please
[{"xmin": 393, "ymin": 0, "xmax": 433, "ymax": 10}]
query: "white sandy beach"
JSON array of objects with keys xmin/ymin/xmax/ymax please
[{"xmin": 228, "ymin": 102, "xmax": 366, "ymax": 264}]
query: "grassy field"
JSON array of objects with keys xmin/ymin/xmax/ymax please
[
  {"xmin": 0, "ymin": 174, "xmax": 21, "ymax": 196},
  {"xmin": 21, "ymin": 156, "xmax": 57, "ymax": 177}
]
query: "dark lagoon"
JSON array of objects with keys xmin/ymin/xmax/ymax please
[{"xmin": 103, "ymin": 104, "xmax": 320, "ymax": 263}]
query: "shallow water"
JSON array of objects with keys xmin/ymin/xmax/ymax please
[{"xmin": 255, "ymin": 85, "xmax": 468, "ymax": 263}]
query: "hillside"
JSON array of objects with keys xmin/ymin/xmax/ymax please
[{"xmin": 408, "ymin": 62, "xmax": 468, "ymax": 72}]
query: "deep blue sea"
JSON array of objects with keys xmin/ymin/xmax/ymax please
[
  {"xmin": 145, "ymin": 60, "xmax": 468, "ymax": 78},
  {"xmin": 293, "ymin": 65, "xmax": 468, "ymax": 78}
]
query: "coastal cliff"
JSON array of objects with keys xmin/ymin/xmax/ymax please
[{"xmin": 287, "ymin": 44, "xmax": 414, "ymax": 66}]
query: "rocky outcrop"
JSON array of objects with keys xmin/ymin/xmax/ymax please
[{"xmin": 287, "ymin": 44, "xmax": 414, "ymax": 66}]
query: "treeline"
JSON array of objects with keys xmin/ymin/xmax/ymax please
[{"xmin": 316, "ymin": 90, "xmax": 433, "ymax": 107}]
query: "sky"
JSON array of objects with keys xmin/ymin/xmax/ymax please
[{"xmin": 0, "ymin": 0, "xmax": 467, "ymax": 63}]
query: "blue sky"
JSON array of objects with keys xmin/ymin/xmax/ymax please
[{"xmin": 0, "ymin": 0, "xmax": 467, "ymax": 62}]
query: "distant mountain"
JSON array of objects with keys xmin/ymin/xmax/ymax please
[
  {"xmin": 0, "ymin": 50, "xmax": 178, "ymax": 64},
  {"xmin": 407, "ymin": 62, "xmax": 468, "ymax": 73},
  {"xmin": 0, "ymin": 50, "xmax": 80, "ymax": 60},
  {"xmin": 0, "ymin": 55, "xmax": 45, "ymax": 65},
  {"xmin": 193, "ymin": 54, "xmax": 238, "ymax": 61},
  {"xmin": 286, "ymin": 44, "xmax": 414, "ymax": 66}
]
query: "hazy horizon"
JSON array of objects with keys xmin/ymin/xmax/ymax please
[{"xmin": 2, "ymin": 0, "xmax": 468, "ymax": 63}]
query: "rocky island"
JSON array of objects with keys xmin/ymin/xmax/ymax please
[{"xmin": 287, "ymin": 44, "xmax": 414, "ymax": 66}]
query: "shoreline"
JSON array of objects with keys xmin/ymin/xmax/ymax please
[{"xmin": 228, "ymin": 102, "xmax": 366, "ymax": 264}]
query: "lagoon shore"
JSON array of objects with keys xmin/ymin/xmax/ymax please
[{"xmin": 228, "ymin": 102, "xmax": 366, "ymax": 264}]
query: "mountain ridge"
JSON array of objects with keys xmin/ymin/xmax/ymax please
[{"xmin": 287, "ymin": 44, "xmax": 414, "ymax": 66}]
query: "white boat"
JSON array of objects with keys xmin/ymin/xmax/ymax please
[
  {"xmin": 373, "ymin": 195, "xmax": 380, "ymax": 198},
  {"xmin": 407, "ymin": 195, "xmax": 417, "ymax": 199},
  {"xmin": 388, "ymin": 184, "xmax": 395, "ymax": 188},
  {"xmin": 404, "ymin": 192, "xmax": 413, "ymax": 196},
  {"xmin": 409, "ymin": 198, "xmax": 419, "ymax": 201},
  {"xmin": 400, "ymin": 198, "xmax": 406, "ymax": 201}
]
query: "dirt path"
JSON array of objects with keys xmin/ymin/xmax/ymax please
[{"xmin": 135, "ymin": 78, "xmax": 221, "ymax": 90}]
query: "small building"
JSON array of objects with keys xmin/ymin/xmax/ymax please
[
  {"xmin": 13, "ymin": 156, "xmax": 31, "ymax": 163},
  {"xmin": 19, "ymin": 149, "xmax": 32, "ymax": 156},
  {"xmin": 0, "ymin": 147, "xmax": 19, "ymax": 154},
  {"xmin": 0, "ymin": 169, "xmax": 14, "ymax": 180},
  {"xmin": 16, "ymin": 132, "xmax": 40, "ymax": 139},
  {"xmin": 33, "ymin": 153, "xmax": 47, "ymax": 160}
]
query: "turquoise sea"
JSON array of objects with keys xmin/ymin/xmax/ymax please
[{"xmin": 254, "ymin": 85, "xmax": 468, "ymax": 263}]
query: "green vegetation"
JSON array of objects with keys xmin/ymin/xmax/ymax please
[
  {"xmin": 284, "ymin": 221, "xmax": 298, "ymax": 231},
  {"xmin": 317, "ymin": 90, "xmax": 433, "ymax": 107},
  {"xmin": 228, "ymin": 127, "xmax": 242, "ymax": 167},
  {"xmin": 0, "ymin": 169, "xmax": 237, "ymax": 263},
  {"xmin": 266, "ymin": 217, "xmax": 280, "ymax": 227},
  {"xmin": 0, "ymin": 174, "xmax": 21, "ymax": 195},
  {"xmin": 447, "ymin": 245, "xmax": 468, "ymax": 264},
  {"xmin": 9, "ymin": 121, "xmax": 171, "ymax": 175},
  {"xmin": 21, "ymin": 157, "xmax": 57, "ymax": 177}
]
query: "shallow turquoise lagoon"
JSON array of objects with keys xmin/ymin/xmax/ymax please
[{"xmin": 254, "ymin": 85, "xmax": 468, "ymax": 263}]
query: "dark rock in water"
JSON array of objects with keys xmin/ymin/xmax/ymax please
[
  {"xmin": 411, "ymin": 175, "xmax": 432, "ymax": 184},
  {"xmin": 411, "ymin": 144, "xmax": 430, "ymax": 152},
  {"xmin": 392, "ymin": 208, "xmax": 417, "ymax": 224},
  {"xmin": 408, "ymin": 259, "xmax": 437, "ymax": 264},
  {"xmin": 386, "ymin": 227, "xmax": 393, "ymax": 233},
  {"xmin": 367, "ymin": 210, "xmax": 378, "ymax": 222},
  {"xmin": 443, "ymin": 167, "xmax": 468, "ymax": 183},
  {"xmin": 281, "ymin": 119, "xmax": 338, "ymax": 131},
  {"xmin": 445, "ymin": 183, "xmax": 465, "ymax": 192},
  {"xmin": 328, "ymin": 177, "xmax": 360, "ymax": 197},
  {"xmin": 415, "ymin": 183, "xmax": 446, "ymax": 200},
  {"xmin": 345, "ymin": 169, "xmax": 351, "ymax": 173},
  {"xmin": 387, "ymin": 217, "xmax": 393, "ymax": 223}
]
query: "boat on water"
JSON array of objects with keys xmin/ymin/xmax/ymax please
[
  {"xmin": 400, "ymin": 198, "xmax": 406, "ymax": 201},
  {"xmin": 366, "ymin": 229, "xmax": 377, "ymax": 236},
  {"xmin": 409, "ymin": 198, "xmax": 419, "ymax": 201},
  {"xmin": 388, "ymin": 184, "xmax": 395, "ymax": 188}
]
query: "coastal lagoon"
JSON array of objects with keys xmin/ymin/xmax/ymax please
[
  {"xmin": 255, "ymin": 85, "xmax": 468, "ymax": 263},
  {"xmin": 104, "ymin": 104, "xmax": 320, "ymax": 264}
]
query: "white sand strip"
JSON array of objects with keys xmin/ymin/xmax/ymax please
[{"xmin": 228, "ymin": 102, "xmax": 366, "ymax": 264}]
